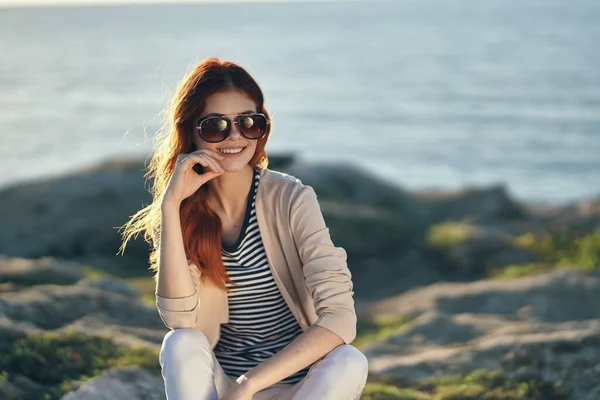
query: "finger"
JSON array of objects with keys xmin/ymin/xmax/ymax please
[
  {"xmin": 198, "ymin": 154, "xmax": 225, "ymax": 173},
  {"xmin": 200, "ymin": 170, "xmax": 224, "ymax": 183},
  {"xmin": 185, "ymin": 153, "xmax": 221, "ymax": 173},
  {"xmin": 180, "ymin": 153, "xmax": 211, "ymax": 170}
]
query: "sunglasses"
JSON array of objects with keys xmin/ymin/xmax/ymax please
[{"xmin": 196, "ymin": 113, "xmax": 269, "ymax": 143}]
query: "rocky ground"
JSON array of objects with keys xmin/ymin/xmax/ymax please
[
  {"xmin": 0, "ymin": 154, "xmax": 598, "ymax": 399},
  {"xmin": 362, "ymin": 269, "xmax": 600, "ymax": 400}
]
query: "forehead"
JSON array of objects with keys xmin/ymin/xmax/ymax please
[{"xmin": 201, "ymin": 91, "xmax": 257, "ymax": 117}]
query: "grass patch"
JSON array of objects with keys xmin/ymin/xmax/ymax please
[
  {"xmin": 490, "ymin": 228, "xmax": 600, "ymax": 278},
  {"xmin": 354, "ymin": 315, "xmax": 416, "ymax": 348},
  {"xmin": 0, "ymin": 330, "xmax": 159, "ymax": 400},
  {"xmin": 489, "ymin": 263, "xmax": 552, "ymax": 279},
  {"xmin": 361, "ymin": 369, "xmax": 568, "ymax": 399},
  {"xmin": 362, "ymin": 381, "xmax": 429, "ymax": 400},
  {"xmin": 426, "ymin": 222, "xmax": 477, "ymax": 248},
  {"xmin": 513, "ymin": 228, "xmax": 600, "ymax": 269},
  {"xmin": 127, "ymin": 276, "xmax": 157, "ymax": 304}
]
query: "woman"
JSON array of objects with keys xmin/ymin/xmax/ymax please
[{"xmin": 119, "ymin": 57, "xmax": 368, "ymax": 400}]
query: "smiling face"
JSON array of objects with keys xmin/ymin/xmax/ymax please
[{"xmin": 193, "ymin": 90, "xmax": 260, "ymax": 173}]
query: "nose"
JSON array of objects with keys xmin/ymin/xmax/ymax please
[{"xmin": 228, "ymin": 120, "xmax": 243, "ymax": 139}]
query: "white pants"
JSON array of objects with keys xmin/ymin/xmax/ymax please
[{"xmin": 159, "ymin": 329, "xmax": 369, "ymax": 400}]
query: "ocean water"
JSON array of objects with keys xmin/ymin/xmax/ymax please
[{"xmin": 0, "ymin": 0, "xmax": 598, "ymax": 204}]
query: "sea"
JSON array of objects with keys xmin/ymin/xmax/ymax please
[{"xmin": 0, "ymin": 0, "xmax": 598, "ymax": 204}]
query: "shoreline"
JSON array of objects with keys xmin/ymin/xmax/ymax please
[{"xmin": 2, "ymin": 152, "xmax": 598, "ymax": 209}]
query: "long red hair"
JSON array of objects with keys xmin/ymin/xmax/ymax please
[{"xmin": 118, "ymin": 57, "xmax": 272, "ymax": 290}]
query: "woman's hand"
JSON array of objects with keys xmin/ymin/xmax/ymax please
[
  {"xmin": 220, "ymin": 380, "xmax": 255, "ymax": 400},
  {"xmin": 162, "ymin": 149, "xmax": 225, "ymax": 205}
]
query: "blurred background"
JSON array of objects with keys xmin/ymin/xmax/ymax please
[
  {"xmin": 0, "ymin": 0, "xmax": 599, "ymax": 399},
  {"xmin": 1, "ymin": 0, "xmax": 598, "ymax": 203}
]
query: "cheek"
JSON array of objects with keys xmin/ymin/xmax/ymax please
[
  {"xmin": 196, "ymin": 141, "xmax": 217, "ymax": 152},
  {"xmin": 246, "ymin": 141, "xmax": 259, "ymax": 159}
]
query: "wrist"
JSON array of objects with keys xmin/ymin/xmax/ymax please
[
  {"xmin": 160, "ymin": 195, "xmax": 181, "ymax": 210},
  {"xmin": 235, "ymin": 374, "xmax": 257, "ymax": 394}
]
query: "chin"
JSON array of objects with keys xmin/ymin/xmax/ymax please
[{"xmin": 222, "ymin": 160, "xmax": 252, "ymax": 173}]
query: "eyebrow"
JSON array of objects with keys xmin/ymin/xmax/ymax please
[{"xmin": 201, "ymin": 110, "xmax": 256, "ymax": 118}]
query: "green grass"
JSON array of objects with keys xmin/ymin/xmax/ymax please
[
  {"xmin": 354, "ymin": 315, "xmax": 416, "ymax": 348},
  {"xmin": 426, "ymin": 222, "xmax": 478, "ymax": 249},
  {"xmin": 361, "ymin": 369, "xmax": 568, "ymax": 400},
  {"xmin": 0, "ymin": 330, "xmax": 159, "ymax": 400},
  {"xmin": 362, "ymin": 381, "xmax": 429, "ymax": 400},
  {"xmin": 127, "ymin": 276, "xmax": 157, "ymax": 304},
  {"xmin": 489, "ymin": 263, "xmax": 551, "ymax": 279},
  {"xmin": 0, "ymin": 259, "xmax": 159, "ymax": 399},
  {"xmin": 490, "ymin": 228, "xmax": 600, "ymax": 279},
  {"xmin": 515, "ymin": 228, "xmax": 600, "ymax": 270}
]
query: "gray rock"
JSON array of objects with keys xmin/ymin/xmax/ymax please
[
  {"xmin": 527, "ymin": 198, "xmax": 600, "ymax": 236},
  {"xmin": 60, "ymin": 367, "xmax": 165, "ymax": 400},
  {"xmin": 0, "ymin": 156, "xmax": 152, "ymax": 259},
  {"xmin": 284, "ymin": 161, "xmax": 424, "ymax": 216},
  {"xmin": 80, "ymin": 275, "xmax": 140, "ymax": 299},
  {"xmin": 414, "ymin": 184, "xmax": 527, "ymax": 223},
  {"xmin": 364, "ymin": 269, "xmax": 600, "ymax": 399},
  {"xmin": 0, "ymin": 257, "xmax": 162, "ymax": 331},
  {"xmin": 0, "ymin": 256, "xmax": 84, "ymax": 287},
  {"xmin": 370, "ymin": 269, "xmax": 600, "ymax": 322},
  {"xmin": 0, "ymin": 373, "xmax": 48, "ymax": 400},
  {"xmin": 427, "ymin": 223, "xmax": 541, "ymax": 275}
]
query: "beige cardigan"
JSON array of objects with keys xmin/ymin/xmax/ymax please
[{"xmin": 154, "ymin": 167, "xmax": 357, "ymax": 347}]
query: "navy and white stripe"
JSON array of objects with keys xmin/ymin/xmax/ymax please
[{"xmin": 213, "ymin": 169, "xmax": 310, "ymax": 384}]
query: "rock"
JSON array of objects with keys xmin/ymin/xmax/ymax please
[
  {"xmin": 265, "ymin": 152, "xmax": 295, "ymax": 170},
  {"xmin": 369, "ymin": 269, "xmax": 600, "ymax": 321},
  {"xmin": 0, "ymin": 314, "xmax": 31, "ymax": 353},
  {"xmin": 426, "ymin": 223, "xmax": 541, "ymax": 275},
  {"xmin": 351, "ymin": 250, "xmax": 447, "ymax": 301},
  {"xmin": 0, "ymin": 257, "xmax": 162, "ymax": 331},
  {"xmin": 0, "ymin": 256, "xmax": 169, "ymax": 399},
  {"xmin": 318, "ymin": 202, "xmax": 425, "ymax": 258},
  {"xmin": 368, "ymin": 322, "xmax": 600, "ymax": 398},
  {"xmin": 363, "ymin": 269, "xmax": 600, "ymax": 399},
  {"xmin": 0, "ymin": 373, "xmax": 48, "ymax": 400},
  {"xmin": 0, "ymin": 281, "xmax": 162, "ymax": 331},
  {"xmin": 0, "ymin": 256, "xmax": 84, "ymax": 288},
  {"xmin": 280, "ymin": 161, "xmax": 451, "ymax": 298},
  {"xmin": 284, "ymin": 161, "xmax": 424, "ymax": 215},
  {"xmin": 3, "ymin": 155, "xmax": 588, "ymax": 301},
  {"xmin": 281, "ymin": 161, "xmax": 545, "ymax": 284},
  {"xmin": 414, "ymin": 184, "xmax": 527, "ymax": 223},
  {"xmin": 0, "ymin": 153, "xmax": 292, "ymax": 262},
  {"xmin": 0, "ymin": 156, "xmax": 152, "ymax": 259},
  {"xmin": 532, "ymin": 198, "xmax": 600, "ymax": 235},
  {"xmin": 60, "ymin": 366, "xmax": 165, "ymax": 400},
  {"xmin": 80, "ymin": 276, "xmax": 140, "ymax": 299}
]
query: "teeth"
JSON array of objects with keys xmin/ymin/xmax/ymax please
[{"xmin": 219, "ymin": 148, "xmax": 244, "ymax": 154}]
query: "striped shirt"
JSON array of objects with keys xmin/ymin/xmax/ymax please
[{"xmin": 213, "ymin": 169, "xmax": 310, "ymax": 384}]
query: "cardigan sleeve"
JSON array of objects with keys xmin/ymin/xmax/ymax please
[
  {"xmin": 289, "ymin": 185, "xmax": 357, "ymax": 344},
  {"xmin": 152, "ymin": 228, "xmax": 202, "ymax": 329}
]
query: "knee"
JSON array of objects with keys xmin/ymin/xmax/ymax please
[
  {"xmin": 159, "ymin": 328, "xmax": 211, "ymax": 368},
  {"xmin": 325, "ymin": 345, "xmax": 369, "ymax": 383}
]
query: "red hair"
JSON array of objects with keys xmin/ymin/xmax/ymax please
[{"xmin": 118, "ymin": 57, "xmax": 272, "ymax": 290}]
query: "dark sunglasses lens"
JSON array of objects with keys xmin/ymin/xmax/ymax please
[
  {"xmin": 200, "ymin": 118, "xmax": 229, "ymax": 142},
  {"xmin": 239, "ymin": 114, "xmax": 267, "ymax": 139}
]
